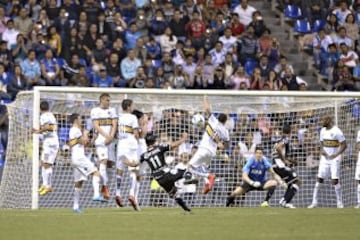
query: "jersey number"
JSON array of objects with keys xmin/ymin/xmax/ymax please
[{"xmin": 150, "ymin": 155, "xmax": 162, "ymax": 169}]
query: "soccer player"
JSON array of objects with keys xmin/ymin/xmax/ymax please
[
  {"xmin": 226, "ymin": 146, "xmax": 286, "ymax": 207},
  {"xmin": 272, "ymin": 124, "xmax": 301, "ymax": 208},
  {"xmin": 68, "ymin": 113, "xmax": 103, "ymax": 213},
  {"xmin": 90, "ymin": 93, "xmax": 117, "ymax": 200},
  {"xmin": 32, "ymin": 101, "xmax": 59, "ymax": 196},
  {"xmin": 355, "ymin": 129, "xmax": 360, "ymax": 208},
  {"xmin": 308, "ymin": 115, "xmax": 347, "ymax": 208},
  {"xmin": 128, "ymin": 132, "xmax": 192, "ymax": 213},
  {"xmin": 116, "ymin": 99, "xmax": 140, "ymax": 210},
  {"xmin": 186, "ymin": 95, "xmax": 230, "ymax": 194}
]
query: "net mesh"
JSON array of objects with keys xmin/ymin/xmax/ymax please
[{"xmin": 0, "ymin": 90, "xmax": 359, "ymax": 209}]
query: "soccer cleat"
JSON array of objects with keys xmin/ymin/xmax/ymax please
[
  {"xmin": 92, "ymin": 196, "xmax": 105, "ymax": 202},
  {"xmin": 337, "ymin": 203, "xmax": 344, "ymax": 208},
  {"xmin": 38, "ymin": 185, "xmax": 45, "ymax": 193},
  {"xmin": 354, "ymin": 204, "xmax": 360, "ymax": 209},
  {"xmin": 203, "ymin": 174, "xmax": 216, "ymax": 194},
  {"xmin": 101, "ymin": 185, "xmax": 110, "ymax": 200},
  {"xmin": 307, "ymin": 203, "xmax": 317, "ymax": 208},
  {"xmin": 39, "ymin": 187, "xmax": 53, "ymax": 196},
  {"xmin": 260, "ymin": 201, "xmax": 269, "ymax": 207},
  {"xmin": 283, "ymin": 203, "xmax": 296, "ymax": 209},
  {"xmin": 72, "ymin": 208, "xmax": 83, "ymax": 214},
  {"xmin": 115, "ymin": 196, "xmax": 124, "ymax": 207},
  {"xmin": 128, "ymin": 195, "xmax": 140, "ymax": 211}
]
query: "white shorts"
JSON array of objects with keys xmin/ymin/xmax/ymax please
[
  {"xmin": 95, "ymin": 142, "xmax": 116, "ymax": 162},
  {"xmin": 41, "ymin": 138, "xmax": 59, "ymax": 164},
  {"xmin": 189, "ymin": 147, "xmax": 214, "ymax": 168},
  {"xmin": 117, "ymin": 139, "xmax": 138, "ymax": 170},
  {"xmin": 355, "ymin": 158, "xmax": 360, "ymax": 180},
  {"xmin": 72, "ymin": 157, "xmax": 98, "ymax": 182},
  {"xmin": 317, "ymin": 155, "xmax": 341, "ymax": 180}
]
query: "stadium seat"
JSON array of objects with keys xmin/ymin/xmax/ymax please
[
  {"xmin": 294, "ymin": 19, "xmax": 312, "ymax": 34},
  {"xmin": 312, "ymin": 19, "xmax": 326, "ymax": 32},
  {"xmin": 58, "ymin": 127, "xmax": 70, "ymax": 146},
  {"xmin": 244, "ymin": 60, "xmax": 257, "ymax": 76},
  {"xmin": 79, "ymin": 58, "xmax": 87, "ymax": 67},
  {"xmin": 56, "ymin": 58, "xmax": 66, "ymax": 68},
  {"xmin": 284, "ymin": 5, "xmax": 302, "ymax": 19}
]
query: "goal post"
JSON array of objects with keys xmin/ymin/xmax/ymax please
[{"xmin": 1, "ymin": 87, "xmax": 360, "ymax": 210}]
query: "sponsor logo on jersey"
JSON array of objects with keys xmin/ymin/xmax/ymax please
[{"xmin": 322, "ymin": 139, "xmax": 340, "ymax": 147}]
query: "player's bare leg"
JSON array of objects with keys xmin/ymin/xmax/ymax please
[
  {"xmin": 226, "ymin": 186, "xmax": 246, "ymax": 207},
  {"xmin": 39, "ymin": 162, "xmax": 53, "ymax": 196},
  {"xmin": 308, "ymin": 178, "xmax": 323, "ymax": 208},
  {"xmin": 91, "ymin": 171, "xmax": 102, "ymax": 201},
  {"xmin": 332, "ymin": 178, "xmax": 343, "ymax": 208},
  {"xmin": 261, "ymin": 180, "xmax": 277, "ymax": 207},
  {"xmin": 129, "ymin": 169, "xmax": 140, "ymax": 211},
  {"xmin": 73, "ymin": 181, "xmax": 83, "ymax": 213},
  {"xmin": 99, "ymin": 159, "xmax": 110, "ymax": 200}
]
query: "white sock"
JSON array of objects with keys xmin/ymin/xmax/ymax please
[
  {"xmin": 99, "ymin": 164, "xmax": 107, "ymax": 186},
  {"xmin": 74, "ymin": 187, "xmax": 81, "ymax": 210},
  {"xmin": 134, "ymin": 178, "xmax": 140, "ymax": 200},
  {"xmin": 334, "ymin": 183, "xmax": 343, "ymax": 204},
  {"xmin": 92, "ymin": 175, "xmax": 100, "ymax": 198},
  {"xmin": 357, "ymin": 185, "xmax": 360, "ymax": 205},
  {"xmin": 312, "ymin": 182, "xmax": 320, "ymax": 205},
  {"xmin": 116, "ymin": 175, "xmax": 122, "ymax": 197},
  {"xmin": 129, "ymin": 172, "xmax": 137, "ymax": 197},
  {"xmin": 41, "ymin": 166, "xmax": 47, "ymax": 187},
  {"xmin": 45, "ymin": 167, "xmax": 53, "ymax": 188}
]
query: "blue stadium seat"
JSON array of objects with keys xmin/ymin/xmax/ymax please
[
  {"xmin": 79, "ymin": 58, "xmax": 87, "ymax": 67},
  {"xmin": 284, "ymin": 5, "xmax": 302, "ymax": 19},
  {"xmin": 152, "ymin": 60, "xmax": 162, "ymax": 68},
  {"xmin": 58, "ymin": 127, "xmax": 70, "ymax": 146},
  {"xmin": 56, "ymin": 58, "xmax": 66, "ymax": 68},
  {"xmin": 312, "ymin": 19, "xmax": 326, "ymax": 32},
  {"xmin": 244, "ymin": 60, "xmax": 257, "ymax": 76},
  {"xmin": 294, "ymin": 19, "xmax": 312, "ymax": 34}
]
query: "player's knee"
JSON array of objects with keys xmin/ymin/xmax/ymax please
[
  {"xmin": 317, "ymin": 178, "xmax": 324, "ymax": 183},
  {"xmin": 332, "ymin": 179, "xmax": 339, "ymax": 185}
]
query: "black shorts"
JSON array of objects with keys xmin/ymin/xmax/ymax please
[
  {"xmin": 241, "ymin": 181, "xmax": 266, "ymax": 193},
  {"xmin": 156, "ymin": 169, "xmax": 185, "ymax": 196},
  {"xmin": 273, "ymin": 166, "xmax": 298, "ymax": 184}
]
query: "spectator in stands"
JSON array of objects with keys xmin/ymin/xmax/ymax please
[
  {"xmin": 339, "ymin": 43, "xmax": 359, "ymax": 68},
  {"xmin": 125, "ymin": 22, "xmax": 142, "ymax": 50},
  {"xmin": 352, "ymin": 61, "xmax": 360, "ymax": 90},
  {"xmin": 110, "ymin": 37, "xmax": 127, "ymax": 63},
  {"xmin": 169, "ymin": 64, "xmax": 189, "ymax": 89},
  {"xmin": 333, "ymin": 65, "xmax": 355, "ymax": 91},
  {"xmin": 145, "ymin": 37, "xmax": 161, "ymax": 60},
  {"xmin": 210, "ymin": 11, "xmax": 227, "ymax": 36},
  {"xmin": 208, "ymin": 66, "xmax": 227, "ymax": 89},
  {"xmin": 61, "ymin": 53, "xmax": 82, "ymax": 85},
  {"xmin": 280, "ymin": 67, "xmax": 307, "ymax": 90},
  {"xmin": 82, "ymin": 23, "xmax": 98, "ymax": 59},
  {"xmin": 149, "ymin": 9, "xmax": 168, "ymax": 43},
  {"xmin": 324, "ymin": 13, "xmax": 339, "ymax": 38},
  {"xmin": 320, "ymin": 43, "xmax": 340, "ymax": 77},
  {"xmin": 159, "ymin": 27, "xmax": 177, "ymax": 54},
  {"xmin": 128, "ymin": 66, "xmax": 147, "ymax": 88},
  {"xmin": 62, "ymin": 0, "xmax": 80, "ymax": 24},
  {"xmin": 2, "ymin": 19, "xmax": 19, "ymax": 50},
  {"xmin": 181, "ymin": 0, "xmax": 203, "ymax": 19},
  {"xmin": 106, "ymin": 53, "xmax": 121, "ymax": 87},
  {"xmin": 14, "ymin": 7, "xmax": 32, "ymax": 39},
  {"xmin": 7, "ymin": 64, "xmax": 28, "ymax": 100},
  {"xmin": 274, "ymin": 56, "xmax": 294, "ymax": 78},
  {"xmin": 209, "ymin": 41, "xmax": 226, "ymax": 66},
  {"xmin": 154, "ymin": 67, "xmax": 166, "ymax": 88},
  {"xmin": 161, "ymin": 52, "xmax": 175, "ymax": 80},
  {"xmin": 185, "ymin": 10, "xmax": 206, "ymax": 50},
  {"xmin": 237, "ymin": 25, "xmax": 259, "ymax": 65},
  {"xmin": 112, "ymin": 12, "xmax": 128, "ymax": 40},
  {"xmin": 92, "ymin": 67, "xmax": 113, "ymax": 87},
  {"xmin": 47, "ymin": 25, "xmax": 61, "ymax": 56},
  {"xmin": 41, "ymin": 49, "xmax": 61, "ymax": 86},
  {"xmin": 258, "ymin": 55, "xmax": 272, "ymax": 81},
  {"xmin": 20, "ymin": 50, "xmax": 44, "ymax": 88},
  {"xmin": 82, "ymin": 0, "xmax": 100, "ymax": 24},
  {"xmin": 250, "ymin": 67, "xmax": 264, "ymax": 90},
  {"xmin": 343, "ymin": 14, "xmax": 359, "ymax": 42},
  {"xmin": 75, "ymin": 11, "xmax": 89, "ymax": 40},
  {"xmin": 219, "ymin": 27, "xmax": 237, "ymax": 53},
  {"xmin": 0, "ymin": 41, "xmax": 11, "ymax": 70},
  {"xmin": 221, "ymin": 53, "xmax": 239, "ymax": 80},
  {"xmin": 0, "ymin": 6, "xmax": 9, "ymax": 36},
  {"xmin": 301, "ymin": 0, "xmax": 328, "ymax": 24},
  {"xmin": 332, "ymin": 1, "xmax": 351, "ymax": 25},
  {"xmin": 202, "ymin": 53, "xmax": 216, "ymax": 81},
  {"xmin": 91, "ymin": 38, "xmax": 107, "ymax": 72},
  {"xmin": 229, "ymin": 13, "xmax": 245, "ymax": 37},
  {"xmin": 53, "ymin": 8, "xmax": 71, "ymax": 44},
  {"xmin": 230, "ymin": 66, "xmax": 250, "ymax": 90},
  {"xmin": 120, "ymin": 49, "xmax": 141, "ymax": 86},
  {"xmin": 31, "ymin": 33, "xmax": 48, "ymax": 61},
  {"xmin": 248, "ymin": 11, "xmax": 266, "ymax": 38},
  {"xmin": 258, "ymin": 29, "xmax": 272, "ymax": 55},
  {"xmin": 11, "ymin": 34, "xmax": 28, "ymax": 63},
  {"xmin": 36, "ymin": 9, "xmax": 51, "ymax": 36},
  {"xmin": 169, "ymin": 9, "xmax": 189, "ymax": 43},
  {"xmin": 233, "ymin": 0, "xmax": 256, "ymax": 26},
  {"xmin": 62, "ymin": 27, "xmax": 85, "ymax": 63},
  {"xmin": 96, "ymin": 11, "xmax": 113, "ymax": 44},
  {"xmin": 182, "ymin": 54, "xmax": 197, "ymax": 85},
  {"xmin": 313, "ymin": 28, "xmax": 333, "ymax": 69},
  {"xmin": 134, "ymin": 8, "xmax": 149, "ymax": 39}
]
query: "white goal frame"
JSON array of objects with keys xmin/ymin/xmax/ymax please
[{"xmin": 28, "ymin": 87, "xmax": 360, "ymax": 209}]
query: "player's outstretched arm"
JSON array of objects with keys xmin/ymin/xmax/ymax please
[
  {"xmin": 32, "ymin": 124, "xmax": 56, "ymax": 134},
  {"xmin": 203, "ymin": 95, "xmax": 211, "ymax": 116},
  {"xmin": 170, "ymin": 132, "xmax": 188, "ymax": 148}
]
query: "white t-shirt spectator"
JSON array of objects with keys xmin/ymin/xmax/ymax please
[{"xmin": 233, "ymin": 4, "xmax": 256, "ymax": 26}]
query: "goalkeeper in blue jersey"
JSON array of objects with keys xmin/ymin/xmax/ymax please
[{"xmin": 226, "ymin": 146, "xmax": 286, "ymax": 207}]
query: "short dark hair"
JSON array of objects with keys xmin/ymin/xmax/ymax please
[
  {"xmin": 132, "ymin": 109, "xmax": 144, "ymax": 119},
  {"xmin": 145, "ymin": 133, "xmax": 157, "ymax": 146},
  {"xmin": 40, "ymin": 101, "xmax": 49, "ymax": 111},
  {"xmin": 255, "ymin": 146, "xmax": 263, "ymax": 152},
  {"xmin": 217, "ymin": 113, "xmax": 227, "ymax": 124},
  {"xmin": 69, "ymin": 113, "xmax": 80, "ymax": 124},
  {"xmin": 282, "ymin": 124, "xmax": 291, "ymax": 134},
  {"xmin": 122, "ymin": 99, "xmax": 133, "ymax": 111},
  {"xmin": 99, "ymin": 93, "xmax": 110, "ymax": 100}
]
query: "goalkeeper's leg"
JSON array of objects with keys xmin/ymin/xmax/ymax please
[{"xmin": 226, "ymin": 185, "xmax": 247, "ymax": 207}]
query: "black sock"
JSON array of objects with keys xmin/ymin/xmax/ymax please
[
  {"xmin": 265, "ymin": 186, "xmax": 276, "ymax": 202},
  {"xmin": 284, "ymin": 184, "xmax": 298, "ymax": 203},
  {"xmin": 175, "ymin": 198, "xmax": 191, "ymax": 212},
  {"xmin": 226, "ymin": 196, "xmax": 235, "ymax": 207}
]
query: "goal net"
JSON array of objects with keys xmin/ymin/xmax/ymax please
[{"xmin": 0, "ymin": 88, "xmax": 359, "ymax": 209}]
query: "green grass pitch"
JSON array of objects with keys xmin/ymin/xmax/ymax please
[{"xmin": 0, "ymin": 207, "xmax": 359, "ymax": 240}]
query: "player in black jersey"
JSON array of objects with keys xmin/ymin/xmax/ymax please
[
  {"xmin": 272, "ymin": 124, "xmax": 301, "ymax": 208},
  {"xmin": 126, "ymin": 132, "xmax": 192, "ymax": 213}
]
